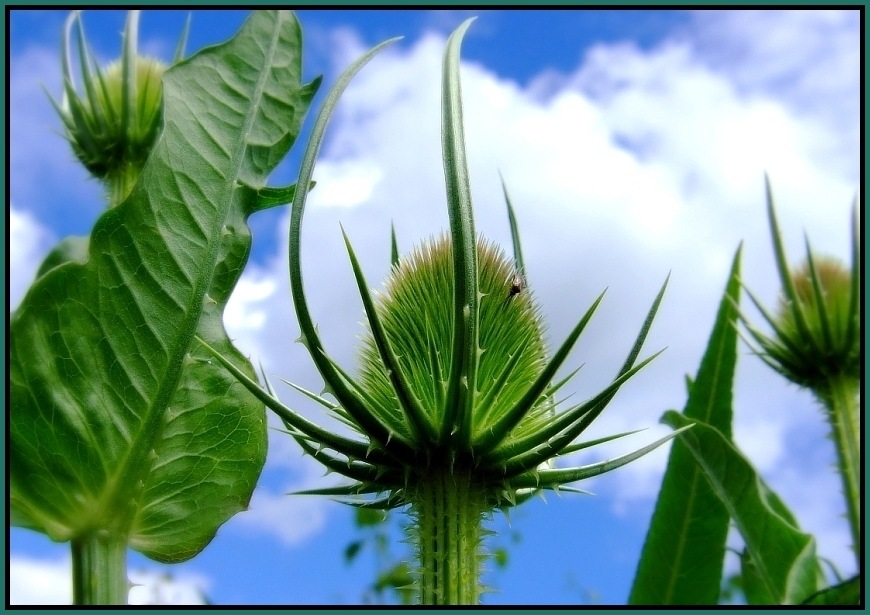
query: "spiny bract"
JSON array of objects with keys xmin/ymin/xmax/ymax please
[{"xmin": 357, "ymin": 235, "xmax": 550, "ymax": 456}]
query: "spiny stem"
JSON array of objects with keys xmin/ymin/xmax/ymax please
[
  {"xmin": 413, "ymin": 469, "xmax": 486, "ymax": 604},
  {"xmin": 816, "ymin": 373, "xmax": 860, "ymax": 565}
]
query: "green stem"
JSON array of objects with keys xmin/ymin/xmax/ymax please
[
  {"xmin": 105, "ymin": 163, "xmax": 141, "ymax": 208},
  {"xmin": 72, "ymin": 532, "xmax": 129, "ymax": 605},
  {"xmin": 816, "ymin": 373, "xmax": 860, "ymax": 567},
  {"xmin": 413, "ymin": 469, "xmax": 485, "ymax": 605}
]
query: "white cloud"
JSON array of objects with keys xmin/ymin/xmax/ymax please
[
  {"xmin": 9, "ymin": 45, "xmax": 100, "ymax": 217},
  {"xmin": 128, "ymin": 568, "xmax": 211, "ymax": 605},
  {"xmin": 9, "ymin": 555, "xmax": 209, "ymax": 605},
  {"xmin": 9, "ymin": 206, "xmax": 54, "ymax": 310},
  {"xmin": 236, "ymin": 487, "xmax": 329, "ymax": 548},
  {"xmin": 9, "ymin": 556, "xmax": 72, "ymax": 605}
]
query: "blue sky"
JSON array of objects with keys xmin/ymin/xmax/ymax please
[{"xmin": 9, "ymin": 9, "xmax": 860, "ymax": 606}]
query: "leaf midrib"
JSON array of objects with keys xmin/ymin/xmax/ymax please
[{"xmin": 98, "ymin": 12, "xmax": 284, "ymax": 527}]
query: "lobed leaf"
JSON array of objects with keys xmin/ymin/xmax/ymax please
[{"xmin": 11, "ymin": 10, "xmax": 317, "ymax": 563}]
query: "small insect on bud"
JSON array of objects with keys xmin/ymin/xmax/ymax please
[{"xmin": 507, "ymin": 273, "xmax": 525, "ymax": 300}]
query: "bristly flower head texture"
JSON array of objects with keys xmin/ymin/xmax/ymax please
[
  {"xmin": 50, "ymin": 11, "xmax": 188, "ymax": 207},
  {"xmin": 203, "ymin": 19, "xmax": 686, "ymax": 604}
]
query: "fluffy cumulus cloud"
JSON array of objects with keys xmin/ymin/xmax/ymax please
[
  {"xmin": 9, "ymin": 206, "xmax": 54, "ymax": 310},
  {"xmin": 9, "ymin": 556, "xmax": 209, "ymax": 605},
  {"xmin": 9, "ymin": 556, "xmax": 72, "ymax": 605},
  {"xmin": 9, "ymin": 8, "xmax": 859, "ymax": 601}
]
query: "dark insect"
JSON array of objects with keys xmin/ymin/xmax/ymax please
[{"xmin": 507, "ymin": 273, "xmax": 524, "ymax": 300}]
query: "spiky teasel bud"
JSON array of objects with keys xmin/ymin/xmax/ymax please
[
  {"xmin": 357, "ymin": 237, "xmax": 548, "ymax": 604},
  {"xmin": 50, "ymin": 11, "xmax": 186, "ymax": 207},
  {"xmin": 358, "ymin": 235, "xmax": 549, "ymax": 465},
  {"xmin": 771, "ymin": 256, "xmax": 858, "ymax": 390},
  {"xmin": 740, "ymin": 177, "xmax": 860, "ymax": 564}
]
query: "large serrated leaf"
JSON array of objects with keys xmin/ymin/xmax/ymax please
[
  {"xmin": 10, "ymin": 10, "xmax": 318, "ymax": 563},
  {"xmin": 629, "ymin": 246, "xmax": 742, "ymax": 604}
]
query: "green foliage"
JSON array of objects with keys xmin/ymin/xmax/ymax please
[
  {"xmin": 801, "ymin": 576, "xmax": 860, "ymax": 606},
  {"xmin": 11, "ymin": 9, "xmax": 318, "ymax": 576},
  {"xmin": 356, "ymin": 235, "xmax": 549, "ymax": 449},
  {"xmin": 740, "ymin": 178, "xmax": 860, "ymax": 392},
  {"xmin": 50, "ymin": 11, "xmax": 185, "ymax": 206},
  {"xmin": 633, "ymin": 188, "xmax": 857, "ymax": 605},
  {"xmin": 630, "ymin": 247, "xmax": 741, "ymax": 605},
  {"xmin": 738, "ymin": 182, "xmax": 861, "ymax": 563},
  {"xmin": 663, "ymin": 412, "xmax": 821, "ymax": 605},
  {"xmin": 343, "ymin": 508, "xmax": 414, "ymax": 605}
]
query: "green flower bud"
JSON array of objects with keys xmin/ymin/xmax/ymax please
[
  {"xmin": 62, "ymin": 56, "xmax": 165, "ymax": 185},
  {"xmin": 741, "ymin": 179, "xmax": 860, "ymax": 563},
  {"xmin": 773, "ymin": 256, "xmax": 858, "ymax": 389},
  {"xmin": 51, "ymin": 11, "xmax": 186, "ymax": 207},
  {"xmin": 358, "ymin": 235, "xmax": 549, "ymax": 460}
]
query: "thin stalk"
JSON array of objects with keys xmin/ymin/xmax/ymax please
[
  {"xmin": 413, "ymin": 470, "xmax": 486, "ymax": 605},
  {"xmin": 816, "ymin": 373, "xmax": 860, "ymax": 565},
  {"xmin": 71, "ymin": 532, "xmax": 128, "ymax": 605},
  {"xmin": 106, "ymin": 162, "xmax": 140, "ymax": 207}
]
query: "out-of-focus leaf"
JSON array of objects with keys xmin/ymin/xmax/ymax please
[
  {"xmin": 663, "ymin": 412, "xmax": 820, "ymax": 605},
  {"xmin": 10, "ymin": 10, "xmax": 318, "ymax": 563},
  {"xmin": 356, "ymin": 508, "xmax": 388, "ymax": 528},
  {"xmin": 801, "ymin": 576, "xmax": 860, "ymax": 606},
  {"xmin": 629, "ymin": 247, "xmax": 742, "ymax": 605},
  {"xmin": 375, "ymin": 561, "xmax": 415, "ymax": 604},
  {"xmin": 345, "ymin": 540, "xmax": 364, "ymax": 564},
  {"xmin": 492, "ymin": 547, "xmax": 508, "ymax": 569}
]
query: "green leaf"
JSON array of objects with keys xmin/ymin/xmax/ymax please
[
  {"xmin": 242, "ymin": 182, "xmax": 304, "ymax": 215},
  {"xmin": 740, "ymin": 546, "xmax": 775, "ymax": 604},
  {"xmin": 629, "ymin": 246, "xmax": 742, "ymax": 605},
  {"xmin": 801, "ymin": 576, "xmax": 860, "ymax": 606},
  {"xmin": 10, "ymin": 10, "xmax": 317, "ymax": 563},
  {"xmin": 492, "ymin": 547, "xmax": 508, "ymax": 568},
  {"xmin": 356, "ymin": 507, "xmax": 388, "ymax": 528},
  {"xmin": 390, "ymin": 222, "xmax": 400, "ymax": 268},
  {"xmin": 35, "ymin": 235, "xmax": 90, "ymax": 278},
  {"xmin": 374, "ymin": 561, "xmax": 414, "ymax": 596},
  {"xmin": 662, "ymin": 412, "xmax": 820, "ymax": 605},
  {"xmin": 344, "ymin": 540, "xmax": 364, "ymax": 564}
]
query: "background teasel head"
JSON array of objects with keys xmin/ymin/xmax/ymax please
[
  {"xmin": 739, "ymin": 177, "xmax": 860, "ymax": 393},
  {"xmin": 736, "ymin": 177, "xmax": 861, "ymax": 569},
  {"xmin": 50, "ymin": 11, "xmax": 188, "ymax": 207},
  {"xmin": 201, "ymin": 19, "xmax": 686, "ymax": 603}
]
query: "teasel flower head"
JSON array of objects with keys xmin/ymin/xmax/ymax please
[
  {"xmin": 49, "ymin": 10, "xmax": 188, "ymax": 207},
  {"xmin": 740, "ymin": 177, "xmax": 860, "ymax": 393},
  {"xmin": 200, "ymin": 19, "xmax": 686, "ymax": 603},
  {"xmin": 738, "ymin": 176, "xmax": 861, "ymax": 564}
]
